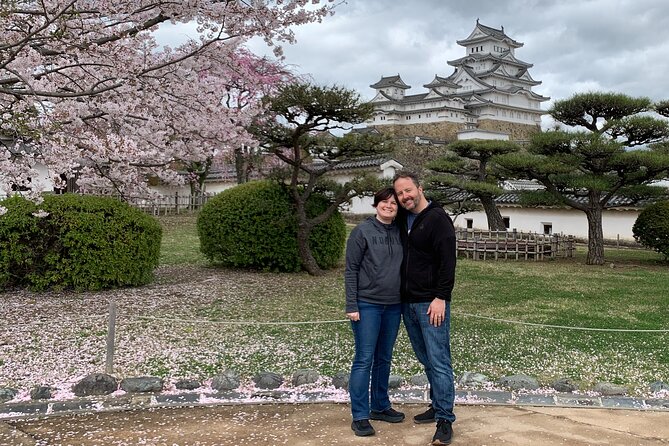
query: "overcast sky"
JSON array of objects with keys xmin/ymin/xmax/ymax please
[{"xmin": 157, "ymin": 0, "xmax": 669, "ymax": 117}]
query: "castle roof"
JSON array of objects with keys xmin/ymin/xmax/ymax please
[
  {"xmin": 448, "ymin": 52, "xmax": 532, "ymax": 69},
  {"xmin": 423, "ymin": 75, "xmax": 461, "ymax": 89},
  {"xmin": 370, "ymin": 75, "xmax": 411, "ymax": 90},
  {"xmin": 457, "ymin": 21, "xmax": 523, "ymax": 48}
]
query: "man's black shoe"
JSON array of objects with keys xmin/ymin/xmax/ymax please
[
  {"xmin": 370, "ymin": 407, "xmax": 405, "ymax": 423},
  {"xmin": 432, "ymin": 419, "xmax": 453, "ymax": 445},
  {"xmin": 413, "ymin": 405, "xmax": 435, "ymax": 424},
  {"xmin": 351, "ymin": 419, "xmax": 375, "ymax": 436}
]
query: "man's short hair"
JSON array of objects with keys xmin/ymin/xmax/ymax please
[{"xmin": 392, "ymin": 171, "xmax": 421, "ymax": 188}]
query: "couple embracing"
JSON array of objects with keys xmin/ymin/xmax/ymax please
[{"xmin": 344, "ymin": 172, "xmax": 457, "ymax": 446}]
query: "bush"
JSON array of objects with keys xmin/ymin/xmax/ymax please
[
  {"xmin": 633, "ymin": 200, "xmax": 669, "ymax": 260},
  {"xmin": 0, "ymin": 194, "xmax": 162, "ymax": 290},
  {"xmin": 197, "ymin": 181, "xmax": 346, "ymax": 272}
]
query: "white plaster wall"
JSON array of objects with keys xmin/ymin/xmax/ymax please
[
  {"xmin": 0, "ymin": 161, "xmax": 53, "ymax": 198},
  {"xmin": 454, "ymin": 206, "xmax": 641, "ymax": 240},
  {"xmin": 457, "ymin": 130, "xmax": 509, "ymax": 140},
  {"xmin": 342, "ymin": 195, "xmax": 375, "ymax": 214}
]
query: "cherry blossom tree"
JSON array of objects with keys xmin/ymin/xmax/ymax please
[{"xmin": 0, "ymin": 0, "xmax": 332, "ymax": 201}]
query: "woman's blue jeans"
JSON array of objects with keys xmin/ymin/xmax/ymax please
[
  {"xmin": 349, "ymin": 301, "xmax": 402, "ymax": 421},
  {"xmin": 402, "ymin": 301, "xmax": 456, "ymax": 423}
]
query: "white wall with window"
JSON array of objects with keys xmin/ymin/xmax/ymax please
[{"xmin": 451, "ymin": 206, "xmax": 642, "ymax": 240}]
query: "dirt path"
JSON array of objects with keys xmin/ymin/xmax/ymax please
[{"xmin": 2, "ymin": 403, "xmax": 668, "ymax": 445}]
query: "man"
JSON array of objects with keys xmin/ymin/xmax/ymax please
[{"xmin": 393, "ymin": 172, "xmax": 457, "ymax": 446}]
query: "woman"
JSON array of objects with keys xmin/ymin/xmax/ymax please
[{"xmin": 344, "ymin": 187, "xmax": 405, "ymax": 437}]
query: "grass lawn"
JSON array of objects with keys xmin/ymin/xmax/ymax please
[{"xmin": 151, "ymin": 213, "xmax": 669, "ymax": 395}]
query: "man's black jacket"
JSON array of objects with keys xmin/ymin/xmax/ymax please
[{"xmin": 396, "ymin": 201, "xmax": 457, "ymax": 303}]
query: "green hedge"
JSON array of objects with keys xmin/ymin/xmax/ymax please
[
  {"xmin": 197, "ymin": 181, "xmax": 346, "ymax": 272},
  {"xmin": 0, "ymin": 194, "xmax": 162, "ymax": 291},
  {"xmin": 633, "ymin": 200, "xmax": 669, "ymax": 260}
]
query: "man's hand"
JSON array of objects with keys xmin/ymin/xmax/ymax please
[
  {"xmin": 426, "ymin": 298, "xmax": 446, "ymax": 327},
  {"xmin": 347, "ymin": 312, "xmax": 360, "ymax": 322}
]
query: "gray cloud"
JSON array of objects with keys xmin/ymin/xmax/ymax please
[
  {"xmin": 157, "ymin": 1, "xmax": 669, "ymax": 108},
  {"xmin": 266, "ymin": 0, "xmax": 669, "ymax": 107}
]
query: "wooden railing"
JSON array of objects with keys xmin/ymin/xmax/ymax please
[
  {"xmin": 455, "ymin": 228, "xmax": 575, "ymax": 260},
  {"xmin": 93, "ymin": 192, "xmax": 212, "ymax": 215}
]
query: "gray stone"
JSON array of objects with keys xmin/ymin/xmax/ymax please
[
  {"xmin": 498, "ymin": 374, "xmax": 540, "ymax": 391},
  {"xmin": 252, "ymin": 390, "xmax": 290, "ymax": 399},
  {"xmin": 388, "ymin": 375, "xmax": 404, "ymax": 389},
  {"xmin": 155, "ymin": 394, "xmax": 201, "ymax": 405},
  {"xmin": 515, "ymin": 394, "xmax": 556, "ymax": 406},
  {"xmin": 650, "ymin": 381, "xmax": 669, "ymax": 393},
  {"xmin": 174, "ymin": 379, "xmax": 201, "ymax": 390},
  {"xmin": 332, "ymin": 371, "xmax": 349, "ymax": 390},
  {"xmin": 390, "ymin": 389, "xmax": 426, "ymax": 402},
  {"xmin": 602, "ymin": 397, "xmax": 646, "ymax": 409},
  {"xmin": 72, "ymin": 373, "xmax": 117, "ymax": 397},
  {"xmin": 552, "ymin": 377, "xmax": 577, "ymax": 393},
  {"xmin": 292, "ymin": 369, "xmax": 319, "ymax": 387},
  {"xmin": 253, "ymin": 372, "xmax": 283, "ymax": 390},
  {"xmin": 120, "ymin": 376, "xmax": 164, "ymax": 393},
  {"xmin": 0, "ymin": 388, "xmax": 18, "ymax": 403},
  {"xmin": 1, "ymin": 402, "xmax": 49, "ymax": 415},
  {"xmin": 410, "ymin": 374, "xmax": 429, "ymax": 387},
  {"xmin": 211, "ymin": 370, "xmax": 240, "ymax": 391},
  {"xmin": 555, "ymin": 395, "xmax": 601, "ymax": 407},
  {"xmin": 469, "ymin": 390, "xmax": 514, "ymax": 404},
  {"xmin": 30, "ymin": 385, "xmax": 54, "ymax": 400},
  {"xmin": 51, "ymin": 401, "xmax": 97, "ymax": 412},
  {"xmin": 458, "ymin": 372, "xmax": 491, "ymax": 387},
  {"xmin": 593, "ymin": 382, "xmax": 627, "ymax": 396}
]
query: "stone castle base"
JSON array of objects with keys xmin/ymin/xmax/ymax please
[{"xmin": 370, "ymin": 120, "xmax": 541, "ymax": 143}]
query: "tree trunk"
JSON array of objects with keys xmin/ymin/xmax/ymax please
[
  {"xmin": 296, "ymin": 221, "xmax": 324, "ymax": 276},
  {"xmin": 585, "ymin": 206, "xmax": 605, "ymax": 265},
  {"xmin": 234, "ymin": 147, "xmax": 249, "ymax": 184},
  {"xmin": 480, "ymin": 195, "xmax": 506, "ymax": 231}
]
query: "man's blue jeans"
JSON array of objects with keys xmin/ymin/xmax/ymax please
[
  {"xmin": 349, "ymin": 301, "xmax": 402, "ymax": 421},
  {"xmin": 402, "ymin": 301, "xmax": 456, "ymax": 423}
]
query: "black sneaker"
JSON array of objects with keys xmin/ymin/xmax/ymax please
[
  {"xmin": 413, "ymin": 405, "xmax": 435, "ymax": 424},
  {"xmin": 351, "ymin": 419, "xmax": 375, "ymax": 437},
  {"xmin": 432, "ymin": 419, "xmax": 453, "ymax": 445},
  {"xmin": 370, "ymin": 407, "xmax": 405, "ymax": 423}
]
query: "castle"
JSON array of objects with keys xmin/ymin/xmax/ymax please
[{"xmin": 366, "ymin": 20, "xmax": 549, "ymax": 143}]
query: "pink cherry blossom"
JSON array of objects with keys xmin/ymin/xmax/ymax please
[{"xmin": 0, "ymin": 1, "xmax": 334, "ymax": 201}]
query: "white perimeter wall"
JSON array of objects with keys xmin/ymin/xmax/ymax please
[{"xmin": 454, "ymin": 206, "xmax": 640, "ymax": 240}]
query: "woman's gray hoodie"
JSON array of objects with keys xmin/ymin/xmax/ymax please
[{"xmin": 344, "ymin": 216, "xmax": 403, "ymax": 313}]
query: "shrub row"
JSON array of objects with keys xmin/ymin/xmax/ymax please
[
  {"xmin": 197, "ymin": 181, "xmax": 346, "ymax": 272},
  {"xmin": 633, "ymin": 200, "xmax": 669, "ymax": 259},
  {"xmin": 0, "ymin": 194, "xmax": 162, "ymax": 291}
]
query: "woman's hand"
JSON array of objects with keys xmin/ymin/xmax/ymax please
[{"xmin": 346, "ymin": 312, "xmax": 360, "ymax": 322}]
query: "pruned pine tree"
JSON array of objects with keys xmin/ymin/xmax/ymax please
[
  {"xmin": 427, "ymin": 140, "xmax": 521, "ymax": 231},
  {"xmin": 497, "ymin": 92, "xmax": 669, "ymax": 265},
  {"xmin": 251, "ymin": 83, "xmax": 389, "ymax": 275}
]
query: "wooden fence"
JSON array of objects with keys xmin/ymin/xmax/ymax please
[
  {"xmin": 120, "ymin": 193, "xmax": 211, "ymax": 216},
  {"xmin": 455, "ymin": 228, "xmax": 575, "ymax": 261}
]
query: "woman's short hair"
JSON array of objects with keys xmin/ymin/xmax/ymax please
[{"xmin": 373, "ymin": 187, "xmax": 398, "ymax": 207}]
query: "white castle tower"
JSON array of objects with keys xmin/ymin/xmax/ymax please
[{"xmin": 367, "ymin": 20, "xmax": 549, "ymax": 142}]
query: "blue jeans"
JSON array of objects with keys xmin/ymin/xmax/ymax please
[
  {"xmin": 349, "ymin": 301, "xmax": 402, "ymax": 421},
  {"xmin": 403, "ymin": 301, "xmax": 456, "ymax": 423}
]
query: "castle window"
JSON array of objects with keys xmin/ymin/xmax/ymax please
[{"xmin": 503, "ymin": 217, "xmax": 510, "ymax": 229}]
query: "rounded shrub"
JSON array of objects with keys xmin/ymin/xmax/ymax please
[
  {"xmin": 633, "ymin": 200, "xmax": 669, "ymax": 260},
  {"xmin": 197, "ymin": 181, "xmax": 346, "ymax": 272},
  {"xmin": 0, "ymin": 194, "xmax": 162, "ymax": 290}
]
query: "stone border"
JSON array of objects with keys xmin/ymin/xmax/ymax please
[{"xmin": 1, "ymin": 388, "xmax": 667, "ymax": 420}]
